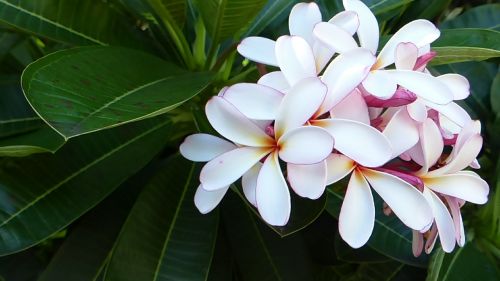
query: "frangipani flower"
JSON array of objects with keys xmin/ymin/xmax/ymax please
[
  {"xmin": 313, "ymin": 0, "xmax": 452, "ymax": 105},
  {"xmin": 181, "ymin": 86, "xmax": 334, "ymax": 226},
  {"xmin": 326, "ymin": 153, "xmax": 433, "ymax": 248}
]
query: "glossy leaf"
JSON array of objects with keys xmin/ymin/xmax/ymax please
[
  {"xmin": 104, "ymin": 156, "xmax": 219, "ymax": 281},
  {"xmin": 431, "ymin": 29, "xmax": 500, "ymax": 65},
  {"xmin": 0, "ymin": 127, "xmax": 65, "ymax": 157},
  {"xmin": 22, "ymin": 46, "xmax": 212, "ymax": 139},
  {"xmin": 398, "ymin": 0, "xmax": 450, "ymax": 23},
  {"xmin": 222, "ymin": 191, "xmax": 315, "ymax": 281},
  {"xmin": 244, "ymin": 0, "xmax": 300, "ymax": 36},
  {"xmin": 426, "ymin": 242, "xmax": 499, "ymax": 281},
  {"xmin": 353, "ymin": 261, "xmax": 426, "ymax": 281},
  {"xmin": 0, "ymin": 116, "xmax": 171, "ymax": 255},
  {"xmin": 0, "ymin": 0, "xmax": 149, "ymax": 48},
  {"xmin": 490, "ymin": 72, "xmax": 500, "ymax": 116},
  {"xmin": 326, "ymin": 189, "xmax": 428, "ymax": 267},
  {"xmin": 440, "ymin": 4, "xmax": 500, "ymax": 31},
  {"xmin": 334, "ymin": 234, "xmax": 391, "ymax": 264},
  {"xmin": 192, "ymin": 0, "xmax": 268, "ymax": 42}
]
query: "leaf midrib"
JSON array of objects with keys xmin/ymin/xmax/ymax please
[
  {"xmin": 0, "ymin": 0, "xmax": 105, "ymax": 45},
  {"xmin": 0, "ymin": 119, "xmax": 170, "ymax": 228}
]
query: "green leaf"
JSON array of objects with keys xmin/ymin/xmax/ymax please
[
  {"xmin": 0, "ymin": 127, "xmax": 65, "ymax": 157},
  {"xmin": 207, "ymin": 225, "xmax": 234, "ymax": 281},
  {"xmin": 431, "ymin": 29, "xmax": 500, "ymax": 65},
  {"xmin": 440, "ymin": 4, "xmax": 500, "ymax": 31},
  {"xmin": 426, "ymin": 242, "xmax": 500, "ymax": 281},
  {"xmin": 0, "ymin": 115, "xmax": 171, "ymax": 255},
  {"xmin": 222, "ymin": 191, "xmax": 315, "ymax": 281},
  {"xmin": 0, "ymin": 0, "xmax": 149, "ymax": 48},
  {"xmin": 104, "ymin": 156, "xmax": 219, "ymax": 281},
  {"xmin": 326, "ymin": 189, "xmax": 429, "ymax": 267},
  {"xmin": 37, "ymin": 169, "xmax": 149, "ymax": 281},
  {"xmin": 352, "ymin": 261, "xmax": 426, "ymax": 281},
  {"xmin": 192, "ymin": 0, "xmax": 268, "ymax": 43},
  {"xmin": 244, "ymin": 0, "xmax": 300, "ymax": 36},
  {"xmin": 362, "ymin": 0, "xmax": 413, "ymax": 16},
  {"xmin": 0, "ymin": 248, "xmax": 46, "ymax": 281},
  {"xmin": 398, "ymin": 0, "xmax": 450, "ymax": 23},
  {"xmin": 22, "ymin": 46, "xmax": 212, "ymax": 139},
  {"xmin": 490, "ymin": 72, "xmax": 500, "ymax": 115},
  {"xmin": 334, "ymin": 234, "xmax": 391, "ymax": 264}
]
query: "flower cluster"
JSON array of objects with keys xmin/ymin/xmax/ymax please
[{"xmin": 180, "ymin": 0, "xmax": 489, "ymax": 255}]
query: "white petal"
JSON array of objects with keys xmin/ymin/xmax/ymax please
[
  {"xmin": 424, "ymin": 173, "xmax": 489, "ymax": 204},
  {"xmin": 180, "ymin": 134, "xmax": 236, "ymax": 162},
  {"xmin": 288, "ymin": 161, "xmax": 327, "ymax": 199},
  {"xmin": 428, "ymin": 135, "xmax": 483, "ymax": 176},
  {"xmin": 453, "ymin": 120, "xmax": 481, "ymax": 154},
  {"xmin": 289, "ymin": 2, "xmax": 322, "ymax": 45},
  {"xmin": 383, "ymin": 108, "xmax": 419, "ymax": 157},
  {"xmin": 222, "ymin": 83, "xmax": 284, "ymax": 120},
  {"xmin": 320, "ymin": 48, "xmax": 376, "ymax": 113},
  {"xmin": 424, "ymin": 101, "xmax": 472, "ymax": 128},
  {"xmin": 206, "ymin": 97, "xmax": 274, "ymax": 147},
  {"xmin": 383, "ymin": 70, "xmax": 454, "ymax": 105},
  {"xmin": 314, "ymin": 119, "xmax": 392, "ymax": 167},
  {"xmin": 437, "ymin": 74, "xmax": 470, "ymax": 100},
  {"xmin": 362, "ymin": 71, "xmax": 397, "ymax": 99},
  {"xmin": 377, "ymin": 20, "xmax": 440, "ymax": 68},
  {"xmin": 313, "ymin": 22, "xmax": 359, "ymax": 53},
  {"xmin": 339, "ymin": 169, "xmax": 375, "ymax": 248},
  {"xmin": 256, "ymin": 152, "xmax": 291, "ymax": 226},
  {"xmin": 312, "ymin": 42, "xmax": 335, "ymax": 73},
  {"xmin": 274, "ymin": 77, "xmax": 327, "ymax": 138},
  {"xmin": 275, "ymin": 36, "xmax": 317, "ymax": 87},
  {"xmin": 363, "ymin": 169, "xmax": 433, "ymax": 231},
  {"xmin": 242, "ymin": 162, "xmax": 262, "ymax": 206},
  {"xmin": 395, "ymin": 42, "xmax": 418, "ymax": 70},
  {"xmin": 237, "ymin": 37, "xmax": 278, "ymax": 66},
  {"xmin": 278, "ymin": 126, "xmax": 334, "ymax": 165},
  {"xmin": 258, "ymin": 71, "xmax": 290, "ymax": 93},
  {"xmin": 330, "ymin": 89, "xmax": 370, "ymax": 124},
  {"xmin": 194, "ymin": 184, "xmax": 229, "ymax": 214},
  {"xmin": 200, "ymin": 147, "xmax": 272, "ymax": 191},
  {"xmin": 419, "ymin": 118, "xmax": 444, "ymax": 172},
  {"xmin": 445, "ymin": 197, "xmax": 465, "ymax": 246},
  {"xmin": 343, "ymin": 0, "xmax": 379, "ymax": 54},
  {"xmin": 328, "ymin": 11, "xmax": 359, "ymax": 35},
  {"xmin": 407, "ymin": 99, "xmax": 428, "ymax": 123},
  {"xmin": 326, "ymin": 153, "xmax": 356, "ymax": 185},
  {"xmin": 422, "ymin": 187, "xmax": 456, "ymax": 253}
]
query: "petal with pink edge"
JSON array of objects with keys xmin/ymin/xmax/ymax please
[
  {"xmin": 314, "ymin": 119, "xmax": 392, "ymax": 167},
  {"xmin": 437, "ymin": 74, "xmax": 470, "ymax": 100},
  {"xmin": 427, "ymin": 102, "xmax": 472, "ymax": 130},
  {"xmin": 424, "ymin": 173, "xmax": 489, "ymax": 204},
  {"xmin": 422, "ymin": 187, "xmax": 456, "ymax": 253},
  {"xmin": 383, "ymin": 70, "xmax": 454, "ymax": 105},
  {"xmin": 325, "ymin": 153, "xmax": 355, "ymax": 185},
  {"xmin": 222, "ymin": 83, "xmax": 284, "ymax": 120},
  {"xmin": 445, "ymin": 197, "xmax": 466, "ymax": 246},
  {"xmin": 278, "ymin": 126, "xmax": 334, "ymax": 165},
  {"xmin": 288, "ymin": 161, "xmax": 327, "ymax": 199},
  {"xmin": 339, "ymin": 169, "xmax": 375, "ymax": 248},
  {"xmin": 195, "ymin": 184, "xmax": 229, "ymax": 214},
  {"xmin": 242, "ymin": 162, "xmax": 262, "ymax": 206},
  {"xmin": 395, "ymin": 42, "xmax": 418, "ymax": 70},
  {"xmin": 362, "ymin": 71, "xmax": 397, "ymax": 99},
  {"xmin": 274, "ymin": 77, "xmax": 327, "ymax": 137},
  {"xmin": 383, "ymin": 108, "xmax": 419, "ymax": 157},
  {"xmin": 342, "ymin": 0, "xmax": 379, "ymax": 54},
  {"xmin": 428, "ymin": 135, "xmax": 483, "ymax": 176},
  {"xmin": 313, "ymin": 22, "xmax": 358, "ymax": 53},
  {"xmin": 275, "ymin": 36, "xmax": 317, "ymax": 86},
  {"xmin": 320, "ymin": 48, "xmax": 376, "ymax": 114},
  {"xmin": 180, "ymin": 133, "xmax": 236, "ymax": 162},
  {"xmin": 330, "ymin": 89, "xmax": 370, "ymax": 124},
  {"xmin": 258, "ymin": 71, "xmax": 290, "ymax": 93},
  {"xmin": 206, "ymin": 97, "xmax": 274, "ymax": 147},
  {"xmin": 200, "ymin": 147, "xmax": 272, "ymax": 191},
  {"xmin": 377, "ymin": 20, "xmax": 440, "ymax": 68},
  {"xmin": 256, "ymin": 152, "xmax": 291, "ymax": 226},
  {"xmin": 362, "ymin": 169, "xmax": 433, "ymax": 231},
  {"xmin": 328, "ymin": 11, "xmax": 359, "ymax": 35},
  {"xmin": 289, "ymin": 2, "xmax": 322, "ymax": 45},
  {"xmin": 237, "ymin": 37, "xmax": 278, "ymax": 66}
]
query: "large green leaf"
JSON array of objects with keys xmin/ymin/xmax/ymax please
[
  {"xmin": 490, "ymin": 72, "xmax": 500, "ymax": 116},
  {"xmin": 0, "ymin": 0, "xmax": 149, "ymax": 48},
  {"xmin": 36, "ymin": 165, "xmax": 155, "ymax": 281},
  {"xmin": 326, "ymin": 189, "xmax": 428, "ymax": 267},
  {"xmin": 192, "ymin": 0, "xmax": 268, "ymax": 42},
  {"xmin": 104, "ymin": 156, "xmax": 219, "ymax": 281},
  {"xmin": 426, "ymin": 242, "xmax": 500, "ymax": 281},
  {"xmin": 0, "ymin": 127, "xmax": 64, "ymax": 157},
  {"xmin": 222, "ymin": 191, "xmax": 315, "ymax": 281},
  {"xmin": 244, "ymin": 0, "xmax": 300, "ymax": 36},
  {"xmin": 21, "ymin": 46, "xmax": 212, "ymax": 139},
  {"xmin": 431, "ymin": 28, "xmax": 500, "ymax": 65},
  {"xmin": 0, "ymin": 115, "xmax": 171, "ymax": 255},
  {"xmin": 440, "ymin": 4, "xmax": 500, "ymax": 31}
]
